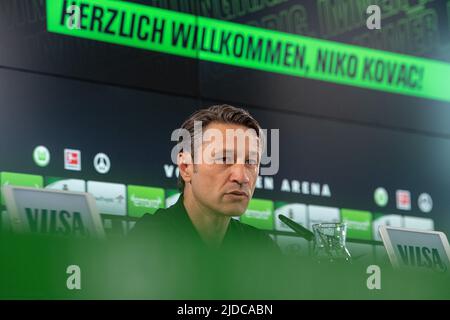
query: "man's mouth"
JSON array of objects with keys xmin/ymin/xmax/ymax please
[{"xmin": 226, "ymin": 191, "xmax": 249, "ymax": 198}]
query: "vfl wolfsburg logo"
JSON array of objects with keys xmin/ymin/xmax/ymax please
[
  {"xmin": 33, "ymin": 146, "xmax": 51, "ymax": 167},
  {"xmin": 374, "ymin": 187, "xmax": 388, "ymax": 207}
]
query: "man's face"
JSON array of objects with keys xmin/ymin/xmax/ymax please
[{"xmin": 184, "ymin": 122, "xmax": 260, "ymax": 216}]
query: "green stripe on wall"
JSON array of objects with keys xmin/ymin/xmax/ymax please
[{"xmin": 47, "ymin": 0, "xmax": 450, "ymax": 102}]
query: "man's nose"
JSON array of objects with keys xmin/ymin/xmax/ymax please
[{"xmin": 230, "ymin": 164, "xmax": 250, "ymax": 186}]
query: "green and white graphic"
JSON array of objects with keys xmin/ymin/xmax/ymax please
[
  {"xmin": 87, "ymin": 181, "xmax": 126, "ymax": 216},
  {"xmin": 274, "ymin": 202, "xmax": 308, "ymax": 233},
  {"xmin": 240, "ymin": 198, "xmax": 274, "ymax": 230},
  {"xmin": 165, "ymin": 189, "xmax": 181, "ymax": 208},
  {"xmin": 372, "ymin": 213, "xmax": 403, "ymax": 241},
  {"xmin": 0, "ymin": 172, "xmax": 44, "ymax": 205},
  {"xmin": 308, "ymin": 205, "xmax": 340, "ymax": 230},
  {"xmin": 341, "ymin": 209, "xmax": 373, "ymax": 240},
  {"xmin": 374, "ymin": 187, "xmax": 389, "ymax": 207},
  {"xmin": 33, "ymin": 145, "xmax": 51, "ymax": 167},
  {"xmin": 47, "ymin": 0, "xmax": 450, "ymax": 102},
  {"xmin": 128, "ymin": 185, "xmax": 165, "ymax": 218},
  {"xmin": 45, "ymin": 177, "xmax": 86, "ymax": 192},
  {"xmin": 403, "ymin": 216, "xmax": 434, "ymax": 231}
]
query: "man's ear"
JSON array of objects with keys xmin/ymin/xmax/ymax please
[{"xmin": 178, "ymin": 152, "xmax": 193, "ymax": 184}]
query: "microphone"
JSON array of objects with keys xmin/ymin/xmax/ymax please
[{"xmin": 278, "ymin": 214, "xmax": 314, "ymax": 241}]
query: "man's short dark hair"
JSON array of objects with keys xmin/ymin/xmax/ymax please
[{"xmin": 177, "ymin": 104, "xmax": 262, "ymax": 190}]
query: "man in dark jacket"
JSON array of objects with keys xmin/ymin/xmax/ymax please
[
  {"xmin": 126, "ymin": 105, "xmax": 281, "ymax": 298},
  {"xmin": 131, "ymin": 104, "xmax": 279, "ymax": 250}
]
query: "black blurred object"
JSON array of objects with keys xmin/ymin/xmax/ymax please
[{"xmin": 278, "ymin": 214, "xmax": 314, "ymax": 241}]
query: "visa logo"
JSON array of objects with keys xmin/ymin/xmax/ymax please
[
  {"xmin": 25, "ymin": 208, "xmax": 87, "ymax": 236},
  {"xmin": 397, "ymin": 245, "xmax": 447, "ymax": 272}
]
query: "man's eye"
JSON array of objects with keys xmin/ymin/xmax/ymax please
[{"xmin": 217, "ymin": 157, "xmax": 232, "ymax": 163}]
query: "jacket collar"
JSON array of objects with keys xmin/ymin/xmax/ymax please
[{"xmin": 169, "ymin": 193, "xmax": 239, "ymax": 248}]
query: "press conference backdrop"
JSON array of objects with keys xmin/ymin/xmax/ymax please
[{"xmin": 1, "ymin": 0, "xmax": 450, "ymax": 256}]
